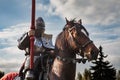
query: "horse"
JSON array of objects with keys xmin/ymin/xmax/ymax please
[
  {"xmin": 1, "ymin": 18, "xmax": 99, "ymax": 80},
  {"xmin": 49, "ymin": 18, "xmax": 99, "ymax": 80}
]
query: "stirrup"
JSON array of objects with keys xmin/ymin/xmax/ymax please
[{"xmin": 25, "ymin": 70, "xmax": 34, "ymax": 80}]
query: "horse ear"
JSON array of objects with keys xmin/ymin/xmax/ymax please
[
  {"xmin": 78, "ymin": 19, "xmax": 82, "ymax": 24},
  {"xmin": 65, "ymin": 17, "xmax": 69, "ymax": 24}
]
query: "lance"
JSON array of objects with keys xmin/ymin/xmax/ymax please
[{"xmin": 30, "ymin": 0, "xmax": 35, "ymax": 69}]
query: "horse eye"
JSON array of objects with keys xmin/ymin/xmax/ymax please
[{"xmin": 81, "ymin": 29, "xmax": 88, "ymax": 36}]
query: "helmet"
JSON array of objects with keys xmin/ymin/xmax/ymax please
[{"xmin": 36, "ymin": 17, "xmax": 45, "ymax": 29}]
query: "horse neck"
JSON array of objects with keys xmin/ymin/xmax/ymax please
[
  {"xmin": 57, "ymin": 48, "xmax": 76, "ymax": 58},
  {"xmin": 55, "ymin": 32, "xmax": 76, "ymax": 58}
]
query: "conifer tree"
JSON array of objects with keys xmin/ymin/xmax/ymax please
[{"xmin": 90, "ymin": 46, "xmax": 116, "ymax": 80}]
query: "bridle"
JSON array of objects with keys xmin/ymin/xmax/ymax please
[
  {"xmin": 56, "ymin": 24, "xmax": 93, "ymax": 64},
  {"xmin": 68, "ymin": 24, "xmax": 93, "ymax": 51}
]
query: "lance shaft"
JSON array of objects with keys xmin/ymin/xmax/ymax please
[{"xmin": 30, "ymin": 0, "xmax": 35, "ymax": 69}]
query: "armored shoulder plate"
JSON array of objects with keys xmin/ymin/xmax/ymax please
[
  {"xmin": 17, "ymin": 32, "xmax": 30, "ymax": 50},
  {"xmin": 41, "ymin": 33, "xmax": 54, "ymax": 49}
]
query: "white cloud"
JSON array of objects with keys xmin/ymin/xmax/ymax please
[
  {"xmin": 0, "ymin": 46, "xmax": 23, "ymax": 55},
  {"xmin": 0, "ymin": 23, "xmax": 30, "ymax": 38},
  {"xmin": 48, "ymin": 0, "xmax": 120, "ymax": 25},
  {"xmin": 102, "ymin": 39, "xmax": 120, "ymax": 55},
  {"xmin": 36, "ymin": 3, "xmax": 49, "ymax": 12},
  {"xmin": 0, "ymin": 57, "xmax": 24, "ymax": 73},
  {"xmin": 0, "ymin": 49, "xmax": 25, "ymax": 73},
  {"xmin": 0, "ymin": 23, "xmax": 30, "ymax": 47},
  {"xmin": 0, "ymin": 23, "xmax": 29, "ymax": 73}
]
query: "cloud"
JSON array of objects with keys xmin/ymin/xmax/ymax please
[
  {"xmin": 36, "ymin": 3, "xmax": 48, "ymax": 11},
  {"xmin": 0, "ymin": 23, "xmax": 29, "ymax": 38},
  {"xmin": 48, "ymin": 0, "xmax": 120, "ymax": 25},
  {"xmin": 0, "ymin": 57, "xmax": 24, "ymax": 73},
  {"xmin": 0, "ymin": 49, "xmax": 25, "ymax": 73},
  {"xmin": 0, "ymin": 23, "xmax": 30, "ymax": 47},
  {"xmin": 0, "ymin": 23, "xmax": 30, "ymax": 44},
  {"xmin": 0, "ymin": 23, "xmax": 29, "ymax": 73},
  {"xmin": 102, "ymin": 39, "xmax": 120, "ymax": 55}
]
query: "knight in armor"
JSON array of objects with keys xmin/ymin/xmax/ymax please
[{"xmin": 17, "ymin": 17, "xmax": 55, "ymax": 80}]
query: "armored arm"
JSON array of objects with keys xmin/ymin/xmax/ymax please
[{"xmin": 17, "ymin": 32, "xmax": 30, "ymax": 50}]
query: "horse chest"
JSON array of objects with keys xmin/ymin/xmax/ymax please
[{"xmin": 52, "ymin": 58, "xmax": 76, "ymax": 79}]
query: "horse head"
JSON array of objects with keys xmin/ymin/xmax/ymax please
[{"xmin": 63, "ymin": 18, "xmax": 99, "ymax": 61}]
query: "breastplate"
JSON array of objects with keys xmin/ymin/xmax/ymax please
[
  {"xmin": 26, "ymin": 34, "xmax": 54, "ymax": 56},
  {"xmin": 34, "ymin": 38, "xmax": 45, "ymax": 54}
]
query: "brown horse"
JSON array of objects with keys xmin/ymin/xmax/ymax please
[
  {"xmin": 49, "ymin": 18, "xmax": 99, "ymax": 80},
  {"xmin": 1, "ymin": 19, "xmax": 99, "ymax": 80}
]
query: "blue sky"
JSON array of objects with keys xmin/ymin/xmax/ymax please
[{"xmin": 0, "ymin": 0, "xmax": 120, "ymax": 74}]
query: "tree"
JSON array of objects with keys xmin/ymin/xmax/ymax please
[
  {"xmin": 90, "ymin": 46, "xmax": 116, "ymax": 80},
  {"xmin": 116, "ymin": 70, "xmax": 120, "ymax": 80},
  {"xmin": 0, "ymin": 70, "xmax": 4, "ymax": 78},
  {"xmin": 76, "ymin": 69, "xmax": 91, "ymax": 80},
  {"xmin": 83, "ymin": 69, "xmax": 91, "ymax": 80},
  {"xmin": 76, "ymin": 72, "xmax": 83, "ymax": 80}
]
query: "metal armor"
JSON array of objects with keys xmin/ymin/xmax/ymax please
[{"xmin": 17, "ymin": 32, "xmax": 54, "ymax": 79}]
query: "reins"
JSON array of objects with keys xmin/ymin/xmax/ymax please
[
  {"xmin": 56, "ymin": 55, "xmax": 87, "ymax": 64},
  {"xmin": 68, "ymin": 25, "xmax": 93, "ymax": 49}
]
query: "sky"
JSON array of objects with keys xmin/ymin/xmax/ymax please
[{"xmin": 0, "ymin": 0, "xmax": 120, "ymax": 74}]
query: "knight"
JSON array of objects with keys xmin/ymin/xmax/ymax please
[{"xmin": 17, "ymin": 17, "xmax": 55, "ymax": 80}]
